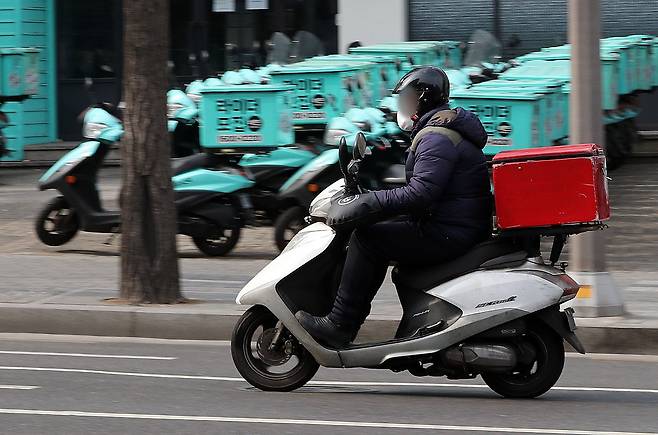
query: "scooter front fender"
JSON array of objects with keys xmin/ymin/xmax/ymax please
[
  {"xmin": 39, "ymin": 141, "xmax": 101, "ymax": 189},
  {"xmin": 173, "ymin": 168, "xmax": 254, "ymax": 194},
  {"xmin": 237, "ymin": 223, "xmax": 335, "ymax": 305},
  {"xmin": 236, "ymin": 223, "xmax": 343, "ymax": 367}
]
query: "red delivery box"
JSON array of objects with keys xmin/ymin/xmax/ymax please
[{"xmin": 492, "ymin": 144, "xmax": 611, "ymax": 230}]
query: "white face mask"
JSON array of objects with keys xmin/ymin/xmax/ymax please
[{"xmin": 396, "ymin": 111, "xmax": 414, "ymax": 131}]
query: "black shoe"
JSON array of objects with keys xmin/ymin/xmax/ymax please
[{"xmin": 295, "ymin": 311, "xmax": 355, "ymax": 348}]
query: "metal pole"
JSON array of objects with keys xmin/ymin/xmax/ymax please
[{"xmin": 567, "ymin": 0, "xmax": 623, "ymax": 316}]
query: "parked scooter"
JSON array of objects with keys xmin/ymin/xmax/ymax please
[
  {"xmin": 35, "ymin": 104, "xmax": 254, "ymax": 256},
  {"xmin": 231, "ymin": 132, "xmax": 588, "ymax": 398},
  {"xmin": 167, "ymin": 89, "xmax": 201, "ymax": 157}
]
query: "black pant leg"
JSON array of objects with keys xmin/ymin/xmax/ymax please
[{"xmin": 329, "ymin": 220, "xmax": 458, "ymax": 328}]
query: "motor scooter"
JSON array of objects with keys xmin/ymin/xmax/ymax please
[
  {"xmin": 231, "ymin": 132, "xmax": 589, "ymax": 398},
  {"xmin": 167, "ymin": 89, "xmax": 201, "ymax": 157},
  {"xmin": 35, "ymin": 104, "xmax": 254, "ymax": 256}
]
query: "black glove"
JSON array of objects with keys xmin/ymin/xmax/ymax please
[{"xmin": 326, "ymin": 191, "xmax": 384, "ymax": 230}]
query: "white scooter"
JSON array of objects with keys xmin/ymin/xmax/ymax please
[{"xmin": 232, "ymin": 133, "xmax": 588, "ymax": 398}]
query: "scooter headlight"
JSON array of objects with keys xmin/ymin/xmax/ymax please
[
  {"xmin": 167, "ymin": 103, "xmax": 185, "ymax": 119},
  {"xmin": 83, "ymin": 122, "xmax": 109, "ymax": 140},
  {"xmin": 324, "ymin": 129, "xmax": 351, "ymax": 146}
]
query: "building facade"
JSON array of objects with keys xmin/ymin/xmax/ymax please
[{"xmin": 1, "ymin": 0, "xmax": 656, "ymax": 162}]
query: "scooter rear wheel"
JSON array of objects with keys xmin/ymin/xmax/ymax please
[
  {"xmin": 482, "ymin": 322, "xmax": 564, "ymax": 398},
  {"xmin": 35, "ymin": 196, "xmax": 79, "ymax": 246},
  {"xmin": 231, "ymin": 305, "xmax": 319, "ymax": 392},
  {"xmin": 192, "ymin": 225, "xmax": 240, "ymax": 256}
]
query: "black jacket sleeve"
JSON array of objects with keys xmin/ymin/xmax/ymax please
[{"xmin": 374, "ymin": 132, "xmax": 458, "ymax": 213}]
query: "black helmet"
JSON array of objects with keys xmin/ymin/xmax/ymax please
[{"xmin": 393, "ymin": 66, "xmax": 450, "ymax": 116}]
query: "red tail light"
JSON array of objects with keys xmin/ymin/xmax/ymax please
[{"xmin": 558, "ymin": 274, "xmax": 580, "ymax": 302}]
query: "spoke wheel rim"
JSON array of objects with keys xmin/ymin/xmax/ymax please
[
  {"xmin": 44, "ymin": 209, "xmax": 75, "ymax": 235},
  {"xmin": 205, "ymin": 228, "xmax": 234, "ymax": 246},
  {"xmin": 283, "ymin": 218, "xmax": 304, "ymax": 244}
]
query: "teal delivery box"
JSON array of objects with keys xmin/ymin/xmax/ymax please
[{"xmin": 199, "ymin": 84, "xmax": 294, "ymax": 150}]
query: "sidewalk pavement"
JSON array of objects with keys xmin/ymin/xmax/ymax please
[{"xmin": 0, "ymin": 253, "xmax": 656, "ymax": 354}]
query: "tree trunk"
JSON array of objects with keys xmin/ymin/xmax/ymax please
[{"xmin": 120, "ymin": 0, "xmax": 181, "ymax": 303}]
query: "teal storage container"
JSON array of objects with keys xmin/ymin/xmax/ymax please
[
  {"xmin": 0, "ymin": 49, "xmax": 25, "ymax": 96},
  {"xmin": 310, "ymin": 54, "xmax": 400, "ymax": 103},
  {"xmin": 0, "ymin": 0, "xmax": 57, "ymax": 163},
  {"xmin": 470, "ymin": 79, "xmax": 567, "ymax": 140},
  {"xmin": 451, "ymin": 89, "xmax": 548, "ymax": 155},
  {"xmin": 198, "ymin": 84, "xmax": 294, "ymax": 150},
  {"xmin": 536, "ymin": 43, "xmax": 634, "ymax": 95},
  {"xmin": 381, "ymin": 40, "xmax": 463, "ymax": 68},
  {"xmin": 349, "ymin": 44, "xmax": 435, "ymax": 72},
  {"xmin": 624, "ymin": 35, "xmax": 654, "ymax": 91},
  {"xmin": 513, "ymin": 52, "xmax": 621, "ymax": 106},
  {"xmin": 295, "ymin": 58, "xmax": 377, "ymax": 107},
  {"xmin": 269, "ymin": 63, "xmax": 364, "ymax": 126},
  {"xmin": 603, "ymin": 36, "xmax": 653, "ymax": 92},
  {"xmin": 502, "ymin": 59, "xmax": 618, "ymax": 111}
]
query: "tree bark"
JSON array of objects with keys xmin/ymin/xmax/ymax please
[{"xmin": 120, "ymin": 0, "xmax": 181, "ymax": 303}]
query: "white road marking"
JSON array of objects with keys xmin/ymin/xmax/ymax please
[
  {"xmin": 0, "ymin": 385, "xmax": 39, "ymax": 390},
  {"xmin": 0, "ymin": 408, "xmax": 654, "ymax": 434},
  {"xmin": 566, "ymin": 353, "xmax": 658, "ymax": 363},
  {"xmin": 1, "ymin": 366, "xmax": 658, "ymax": 395},
  {"xmin": 0, "ymin": 351, "xmax": 175, "ymax": 360},
  {"xmin": 0, "ymin": 333, "xmax": 233, "ymax": 346}
]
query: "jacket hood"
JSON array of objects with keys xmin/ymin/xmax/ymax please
[{"xmin": 412, "ymin": 106, "xmax": 488, "ymax": 149}]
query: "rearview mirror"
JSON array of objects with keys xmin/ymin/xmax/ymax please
[
  {"xmin": 338, "ymin": 136, "xmax": 350, "ymax": 177},
  {"xmin": 353, "ymin": 132, "xmax": 367, "ymax": 160}
]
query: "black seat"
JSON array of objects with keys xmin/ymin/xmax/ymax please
[
  {"xmin": 171, "ymin": 153, "xmax": 218, "ymax": 176},
  {"xmin": 392, "ymin": 239, "xmax": 527, "ymax": 292}
]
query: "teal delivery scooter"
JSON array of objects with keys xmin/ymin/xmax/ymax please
[
  {"xmin": 167, "ymin": 89, "xmax": 201, "ymax": 157},
  {"xmin": 36, "ymin": 103, "xmax": 254, "ymax": 256}
]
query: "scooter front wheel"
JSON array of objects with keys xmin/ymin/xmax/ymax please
[
  {"xmin": 274, "ymin": 206, "xmax": 308, "ymax": 252},
  {"xmin": 231, "ymin": 305, "xmax": 319, "ymax": 392},
  {"xmin": 482, "ymin": 322, "xmax": 564, "ymax": 398},
  {"xmin": 35, "ymin": 196, "xmax": 79, "ymax": 246},
  {"xmin": 192, "ymin": 225, "xmax": 240, "ymax": 256}
]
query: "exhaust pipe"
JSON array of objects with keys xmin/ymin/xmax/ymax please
[{"xmin": 441, "ymin": 343, "xmax": 517, "ymax": 372}]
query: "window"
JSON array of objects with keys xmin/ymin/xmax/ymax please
[{"xmin": 57, "ymin": 0, "xmax": 121, "ymax": 79}]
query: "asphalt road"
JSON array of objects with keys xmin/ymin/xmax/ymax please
[{"xmin": 0, "ymin": 334, "xmax": 656, "ymax": 435}]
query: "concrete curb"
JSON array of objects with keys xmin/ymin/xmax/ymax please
[{"xmin": 0, "ymin": 304, "xmax": 656, "ymax": 354}]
